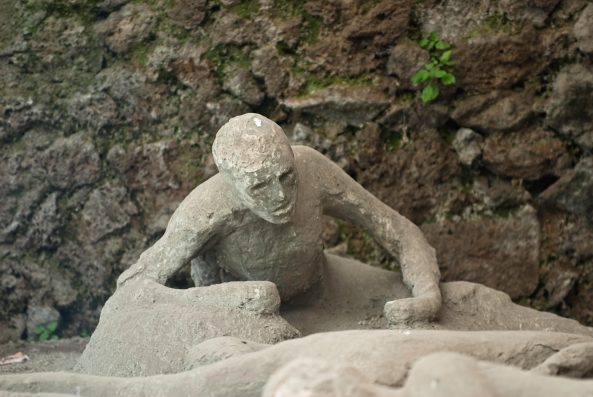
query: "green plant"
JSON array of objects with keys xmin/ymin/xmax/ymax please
[
  {"xmin": 411, "ymin": 33, "xmax": 456, "ymax": 104},
  {"xmin": 34, "ymin": 321, "xmax": 59, "ymax": 342}
]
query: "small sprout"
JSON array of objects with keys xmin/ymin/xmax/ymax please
[
  {"xmin": 411, "ymin": 33, "xmax": 457, "ymax": 104},
  {"xmin": 34, "ymin": 321, "xmax": 59, "ymax": 342}
]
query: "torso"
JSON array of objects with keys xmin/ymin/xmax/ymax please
[{"xmin": 198, "ymin": 147, "xmax": 326, "ymax": 300}]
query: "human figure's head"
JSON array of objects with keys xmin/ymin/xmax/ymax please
[{"xmin": 213, "ymin": 113, "xmax": 297, "ymax": 224}]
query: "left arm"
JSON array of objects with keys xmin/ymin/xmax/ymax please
[{"xmin": 303, "ymin": 147, "xmax": 441, "ymax": 325}]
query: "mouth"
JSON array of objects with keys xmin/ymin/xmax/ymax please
[{"xmin": 272, "ymin": 201, "xmax": 294, "ymax": 216}]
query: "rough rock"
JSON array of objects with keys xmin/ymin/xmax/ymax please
[
  {"xmin": 29, "ymin": 15, "xmax": 98, "ymax": 70},
  {"xmin": 500, "ymin": 0, "xmax": 561, "ymax": 27},
  {"xmin": 359, "ymin": 130, "xmax": 461, "ymax": 224},
  {"xmin": 223, "ymin": 68, "xmax": 264, "ymax": 106},
  {"xmin": 25, "ymin": 305, "xmax": 60, "ymax": 339},
  {"xmin": 76, "ymin": 279, "xmax": 300, "ymax": 376},
  {"xmin": 95, "ymin": 3, "xmax": 157, "ymax": 54},
  {"xmin": 281, "ymin": 86, "xmax": 390, "ymax": 127},
  {"xmin": 482, "ymin": 128, "xmax": 568, "ymax": 180},
  {"xmin": 451, "ymin": 90, "xmax": 534, "ymax": 134},
  {"xmin": 452, "ymin": 128, "xmax": 483, "ymax": 166},
  {"xmin": 539, "ymin": 157, "xmax": 593, "ymax": 216},
  {"xmin": 471, "ymin": 177, "xmax": 531, "ymax": 209},
  {"xmin": 251, "ymin": 45, "xmax": 297, "ymax": 98},
  {"xmin": 80, "ymin": 183, "xmax": 138, "ymax": 243},
  {"xmin": 41, "ymin": 134, "xmax": 101, "ymax": 190},
  {"xmin": 386, "ymin": 39, "xmax": 430, "ymax": 90},
  {"xmin": 355, "ymin": 123, "xmax": 383, "ymax": 167},
  {"xmin": 67, "ymin": 92, "xmax": 119, "ymax": 131},
  {"xmin": 454, "ymin": 31, "xmax": 544, "ymax": 92},
  {"xmin": 302, "ymin": 0, "xmax": 410, "ymax": 76},
  {"xmin": 573, "ymin": 3, "xmax": 593, "ymax": 54},
  {"xmin": 25, "ymin": 192, "xmax": 61, "ymax": 250},
  {"xmin": 422, "ymin": 206, "xmax": 540, "ymax": 299},
  {"xmin": 420, "ymin": 0, "xmax": 499, "ymax": 42},
  {"xmin": 167, "ymin": 0, "xmax": 208, "ymax": 29},
  {"xmin": 545, "ymin": 63, "xmax": 593, "ymax": 149},
  {"xmin": 0, "ymin": 98, "xmax": 51, "ymax": 141},
  {"xmin": 210, "ymin": 13, "xmax": 263, "ymax": 46},
  {"xmin": 0, "ymin": 315, "xmax": 25, "ymax": 344}
]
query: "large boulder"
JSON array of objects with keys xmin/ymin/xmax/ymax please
[
  {"xmin": 422, "ymin": 206, "xmax": 540, "ymax": 299},
  {"xmin": 545, "ymin": 64, "xmax": 593, "ymax": 149}
]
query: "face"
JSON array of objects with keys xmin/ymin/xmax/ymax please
[{"xmin": 227, "ymin": 146, "xmax": 298, "ymax": 224}]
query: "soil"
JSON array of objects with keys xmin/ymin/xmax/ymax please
[{"xmin": 0, "ymin": 338, "xmax": 88, "ymax": 375}]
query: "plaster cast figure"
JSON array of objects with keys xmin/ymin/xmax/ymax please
[
  {"xmin": 117, "ymin": 113, "xmax": 442, "ymax": 325},
  {"xmin": 2, "ymin": 330, "xmax": 592, "ymax": 397},
  {"xmin": 263, "ymin": 351, "xmax": 593, "ymax": 397}
]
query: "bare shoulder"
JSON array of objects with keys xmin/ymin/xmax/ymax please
[
  {"xmin": 292, "ymin": 145, "xmax": 337, "ymax": 176},
  {"xmin": 168, "ymin": 173, "xmax": 239, "ymax": 229}
]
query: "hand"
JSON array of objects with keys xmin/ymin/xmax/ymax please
[{"xmin": 384, "ymin": 294, "xmax": 440, "ymax": 327}]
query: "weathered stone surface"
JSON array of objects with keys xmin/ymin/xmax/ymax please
[
  {"xmin": 67, "ymin": 92, "xmax": 119, "ymax": 131},
  {"xmin": 80, "ymin": 183, "xmax": 138, "ymax": 243},
  {"xmin": 451, "ymin": 90, "xmax": 534, "ymax": 134},
  {"xmin": 360, "ymin": 130, "xmax": 461, "ymax": 224},
  {"xmin": 210, "ymin": 13, "xmax": 263, "ymax": 46},
  {"xmin": 303, "ymin": 0, "xmax": 410, "ymax": 76},
  {"xmin": 420, "ymin": 0, "xmax": 499, "ymax": 42},
  {"xmin": 471, "ymin": 177, "xmax": 531, "ymax": 209},
  {"xmin": 355, "ymin": 123, "xmax": 383, "ymax": 167},
  {"xmin": 251, "ymin": 45, "xmax": 299, "ymax": 99},
  {"xmin": 574, "ymin": 3, "xmax": 593, "ymax": 54},
  {"xmin": 422, "ymin": 206, "xmax": 540, "ymax": 299},
  {"xmin": 167, "ymin": 0, "xmax": 208, "ymax": 29},
  {"xmin": 0, "ymin": 98, "xmax": 51, "ymax": 141},
  {"xmin": 483, "ymin": 129, "xmax": 568, "ymax": 180},
  {"xmin": 500, "ymin": 0, "xmax": 561, "ymax": 27},
  {"xmin": 281, "ymin": 86, "xmax": 390, "ymax": 127},
  {"xmin": 452, "ymin": 128, "xmax": 483, "ymax": 167},
  {"xmin": 42, "ymin": 134, "xmax": 101, "ymax": 190},
  {"xmin": 454, "ymin": 31, "xmax": 544, "ymax": 92},
  {"xmin": 539, "ymin": 157, "xmax": 593, "ymax": 216},
  {"xmin": 223, "ymin": 68, "xmax": 264, "ymax": 106},
  {"xmin": 25, "ymin": 305, "xmax": 60, "ymax": 339},
  {"xmin": 545, "ymin": 64, "xmax": 593, "ymax": 149},
  {"xmin": 26, "ymin": 192, "xmax": 61, "ymax": 250},
  {"xmin": 386, "ymin": 40, "xmax": 429, "ymax": 90},
  {"xmin": 95, "ymin": 3, "xmax": 157, "ymax": 53},
  {"xmin": 0, "ymin": 315, "xmax": 25, "ymax": 344}
]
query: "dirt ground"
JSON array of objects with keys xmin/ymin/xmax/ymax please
[{"xmin": 0, "ymin": 337, "xmax": 88, "ymax": 374}]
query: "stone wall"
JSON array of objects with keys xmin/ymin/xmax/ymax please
[{"xmin": 1, "ymin": 0, "xmax": 592, "ymax": 342}]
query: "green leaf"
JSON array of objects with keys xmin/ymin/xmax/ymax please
[
  {"xmin": 46, "ymin": 321, "xmax": 58, "ymax": 332},
  {"xmin": 440, "ymin": 50, "xmax": 452, "ymax": 63},
  {"xmin": 435, "ymin": 40, "xmax": 450, "ymax": 50},
  {"xmin": 34, "ymin": 325, "xmax": 45, "ymax": 335},
  {"xmin": 441, "ymin": 73, "xmax": 456, "ymax": 85},
  {"xmin": 419, "ymin": 38, "xmax": 429, "ymax": 48},
  {"xmin": 421, "ymin": 84, "xmax": 440, "ymax": 103},
  {"xmin": 411, "ymin": 69, "xmax": 429, "ymax": 85},
  {"xmin": 39, "ymin": 331, "xmax": 49, "ymax": 342},
  {"xmin": 433, "ymin": 69, "xmax": 448, "ymax": 78}
]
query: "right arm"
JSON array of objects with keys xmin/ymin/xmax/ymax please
[{"xmin": 117, "ymin": 178, "xmax": 234, "ymax": 288}]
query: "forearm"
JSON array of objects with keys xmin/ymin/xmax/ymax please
[{"xmin": 118, "ymin": 230, "xmax": 199, "ymax": 287}]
